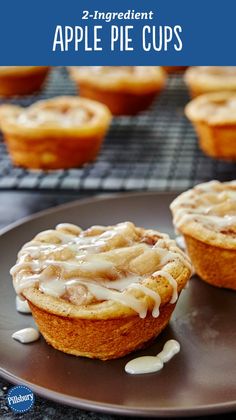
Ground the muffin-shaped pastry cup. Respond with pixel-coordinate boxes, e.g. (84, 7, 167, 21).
(170, 181, 236, 290)
(185, 92, 236, 160)
(68, 66, 166, 116)
(26, 294, 177, 360)
(180, 234, 236, 290)
(0, 66, 50, 96)
(11, 222, 192, 360)
(184, 66, 236, 98)
(0, 96, 112, 169)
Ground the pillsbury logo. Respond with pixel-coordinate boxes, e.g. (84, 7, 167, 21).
(7, 385, 35, 413)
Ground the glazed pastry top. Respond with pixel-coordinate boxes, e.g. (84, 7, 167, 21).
(185, 92, 236, 125)
(11, 221, 191, 319)
(16, 100, 91, 127)
(69, 66, 166, 92)
(0, 96, 111, 134)
(185, 66, 236, 90)
(171, 181, 236, 248)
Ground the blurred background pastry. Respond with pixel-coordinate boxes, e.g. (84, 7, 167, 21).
(0, 96, 111, 169)
(184, 66, 236, 97)
(185, 92, 236, 160)
(0, 66, 50, 96)
(68, 66, 166, 115)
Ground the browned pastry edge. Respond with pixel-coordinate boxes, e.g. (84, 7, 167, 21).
(28, 300, 176, 360)
(187, 86, 236, 99)
(186, 87, 205, 99)
(191, 121, 236, 160)
(78, 83, 159, 116)
(0, 68, 49, 96)
(4, 131, 105, 169)
(184, 67, 236, 98)
(184, 234, 236, 290)
(163, 66, 188, 74)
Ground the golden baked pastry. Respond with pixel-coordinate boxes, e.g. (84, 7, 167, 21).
(68, 66, 166, 115)
(163, 66, 188, 74)
(0, 66, 50, 96)
(185, 92, 236, 160)
(11, 221, 192, 360)
(185, 66, 236, 97)
(170, 180, 236, 290)
(0, 96, 111, 169)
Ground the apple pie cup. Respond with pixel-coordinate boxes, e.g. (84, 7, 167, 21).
(185, 92, 236, 160)
(171, 180, 236, 290)
(11, 222, 192, 360)
(68, 66, 166, 116)
(0, 96, 112, 169)
(0, 66, 50, 97)
(185, 66, 236, 98)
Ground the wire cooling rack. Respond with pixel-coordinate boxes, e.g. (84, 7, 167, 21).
(0, 67, 235, 192)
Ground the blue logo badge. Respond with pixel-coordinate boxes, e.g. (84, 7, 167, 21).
(7, 385, 35, 413)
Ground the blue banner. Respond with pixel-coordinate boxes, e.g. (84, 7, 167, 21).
(0, 0, 235, 65)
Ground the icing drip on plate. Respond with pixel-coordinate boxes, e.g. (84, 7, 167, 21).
(125, 339, 180, 374)
(12, 328, 40, 344)
(16, 296, 31, 314)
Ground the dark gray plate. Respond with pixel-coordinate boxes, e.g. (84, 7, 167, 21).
(0, 193, 236, 417)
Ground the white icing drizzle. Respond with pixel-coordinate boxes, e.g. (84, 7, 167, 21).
(40, 279, 66, 298)
(12, 328, 40, 344)
(156, 241, 192, 273)
(101, 274, 142, 291)
(175, 236, 186, 251)
(152, 270, 178, 304)
(11, 222, 191, 319)
(16, 296, 31, 314)
(74, 280, 148, 318)
(129, 284, 161, 318)
(125, 339, 180, 375)
(175, 212, 236, 231)
(14, 275, 40, 294)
